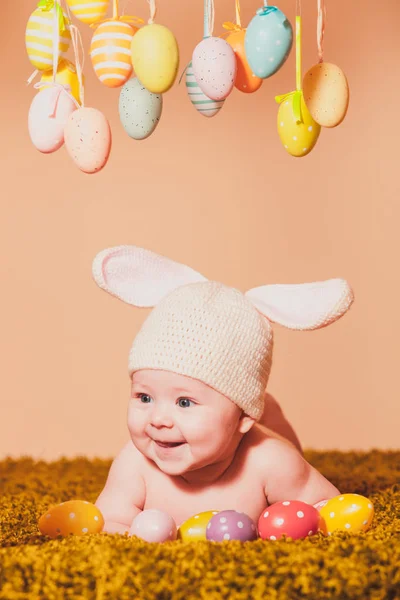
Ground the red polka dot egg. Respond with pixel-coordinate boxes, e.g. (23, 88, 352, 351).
(258, 500, 320, 541)
(38, 500, 104, 538)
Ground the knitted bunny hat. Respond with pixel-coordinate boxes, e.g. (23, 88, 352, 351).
(92, 246, 354, 421)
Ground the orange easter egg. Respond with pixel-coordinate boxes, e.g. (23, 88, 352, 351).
(90, 20, 138, 88)
(38, 500, 104, 538)
(226, 30, 262, 94)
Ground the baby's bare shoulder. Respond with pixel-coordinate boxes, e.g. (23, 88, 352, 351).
(244, 424, 303, 473)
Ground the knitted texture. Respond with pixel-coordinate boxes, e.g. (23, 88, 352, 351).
(129, 281, 273, 421)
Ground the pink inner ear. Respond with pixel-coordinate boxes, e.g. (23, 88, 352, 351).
(93, 245, 207, 307)
(245, 279, 354, 330)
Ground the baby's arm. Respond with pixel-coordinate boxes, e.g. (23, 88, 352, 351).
(95, 440, 145, 534)
(263, 439, 340, 506)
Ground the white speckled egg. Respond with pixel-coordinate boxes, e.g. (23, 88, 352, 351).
(28, 86, 76, 154)
(119, 77, 162, 140)
(64, 107, 111, 174)
(303, 62, 350, 128)
(192, 37, 237, 101)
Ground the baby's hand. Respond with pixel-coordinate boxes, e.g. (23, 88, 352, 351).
(95, 441, 145, 534)
(263, 439, 340, 506)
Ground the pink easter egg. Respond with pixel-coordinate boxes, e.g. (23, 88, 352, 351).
(28, 86, 77, 154)
(192, 37, 237, 101)
(258, 501, 320, 541)
(130, 509, 177, 543)
(64, 107, 111, 174)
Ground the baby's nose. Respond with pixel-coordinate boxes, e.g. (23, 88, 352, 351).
(150, 406, 174, 428)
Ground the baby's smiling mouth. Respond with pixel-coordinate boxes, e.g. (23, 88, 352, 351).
(153, 439, 186, 448)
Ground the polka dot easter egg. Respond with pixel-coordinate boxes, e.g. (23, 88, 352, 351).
(26, 6, 71, 71)
(206, 510, 258, 542)
(225, 30, 262, 94)
(40, 59, 83, 105)
(119, 77, 163, 140)
(276, 91, 321, 157)
(192, 37, 237, 102)
(185, 62, 225, 118)
(131, 24, 179, 94)
(258, 501, 320, 541)
(90, 20, 138, 88)
(244, 6, 293, 79)
(28, 86, 77, 154)
(318, 494, 374, 536)
(130, 510, 177, 543)
(177, 510, 219, 541)
(303, 62, 350, 128)
(66, 0, 109, 25)
(64, 107, 111, 174)
(38, 500, 104, 538)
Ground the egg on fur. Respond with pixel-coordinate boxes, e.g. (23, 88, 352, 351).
(177, 510, 219, 541)
(119, 77, 162, 140)
(318, 494, 374, 535)
(225, 30, 262, 94)
(40, 59, 83, 105)
(277, 92, 321, 157)
(38, 500, 104, 538)
(303, 62, 350, 128)
(192, 37, 237, 101)
(130, 24, 179, 94)
(28, 86, 77, 153)
(185, 62, 225, 117)
(64, 107, 111, 174)
(130, 509, 177, 543)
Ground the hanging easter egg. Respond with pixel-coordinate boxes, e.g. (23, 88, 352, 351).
(130, 510, 177, 543)
(119, 77, 163, 140)
(26, 5, 71, 71)
(66, 0, 109, 25)
(303, 62, 350, 128)
(90, 20, 137, 88)
(318, 494, 374, 535)
(177, 510, 219, 541)
(38, 500, 104, 538)
(130, 24, 179, 94)
(206, 510, 258, 542)
(64, 107, 111, 174)
(245, 6, 293, 79)
(276, 91, 321, 157)
(225, 30, 262, 94)
(192, 37, 237, 101)
(258, 501, 320, 541)
(28, 85, 77, 153)
(185, 62, 225, 118)
(40, 59, 83, 104)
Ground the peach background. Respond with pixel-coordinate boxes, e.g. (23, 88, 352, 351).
(0, 0, 398, 460)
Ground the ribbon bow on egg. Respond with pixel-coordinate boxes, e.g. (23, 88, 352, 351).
(37, 0, 66, 33)
(275, 90, 303, 124)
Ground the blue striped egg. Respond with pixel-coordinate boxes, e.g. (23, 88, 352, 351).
(185, 62, 224, 118)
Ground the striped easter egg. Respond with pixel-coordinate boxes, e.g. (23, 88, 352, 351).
(66, 0, 109, 25)
(185, 62, 224, 118)
(25, 7, 71, 71)
(90, 20, 137, 88)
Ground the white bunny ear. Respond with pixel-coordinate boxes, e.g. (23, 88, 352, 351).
(92, 245, 207, 307)
(245, 279, 354, 330)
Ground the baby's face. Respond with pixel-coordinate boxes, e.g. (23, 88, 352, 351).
(128, 369, 250, 477)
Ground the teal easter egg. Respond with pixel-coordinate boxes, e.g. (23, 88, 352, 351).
(245, 6, 293, 79)
(185, 62, 224, 118)
(119, 77, 163, 140)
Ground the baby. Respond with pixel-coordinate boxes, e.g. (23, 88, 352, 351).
(92, 245, 354, 534)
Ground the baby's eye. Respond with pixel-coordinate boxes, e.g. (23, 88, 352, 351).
(137, 393, 153, 403)
(178, 397, 195, 408)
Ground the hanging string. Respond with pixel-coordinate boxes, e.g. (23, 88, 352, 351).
(113, 0, 119, 18)
(204, 0, 214, 38)
(317, 0, 326, 63)
(222, 0, 242, 33)
(235, 0, 241, 28)
(52, 0, 60, 84)
(69, 22, 85, 106)
(148, 0, 156, 24)
(295, 16, 301, 92)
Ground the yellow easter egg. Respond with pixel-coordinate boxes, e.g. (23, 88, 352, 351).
(38, 500, 104, 538)
(40, 59, 83, 104)
(177, 511, 219, 541)
(131, 24, 179, 93)
(26, 7, 71, 71)
(319, 494, 374, 536)
(66, 0, 109, 25)
(303, 62, 350, 128)
(276, 91, 321, 157)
